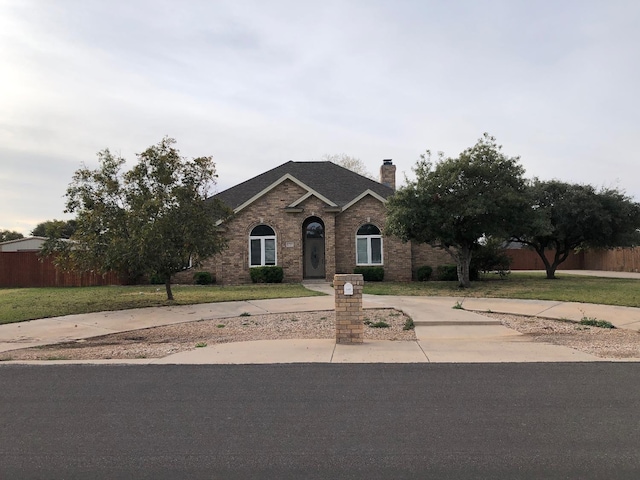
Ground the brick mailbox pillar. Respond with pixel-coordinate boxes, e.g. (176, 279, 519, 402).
(334, 274, 364, 344)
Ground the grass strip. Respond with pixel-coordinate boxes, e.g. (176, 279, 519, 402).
(0, 284, 324, 324)
(363, 272, 640, 308)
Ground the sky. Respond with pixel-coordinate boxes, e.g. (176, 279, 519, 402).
(2, 0, 639, 235)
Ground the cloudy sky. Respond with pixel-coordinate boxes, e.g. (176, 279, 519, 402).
(2, 0, 639, 235)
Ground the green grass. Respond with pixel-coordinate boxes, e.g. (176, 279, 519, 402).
(0, 284, 325, 325)
(363, 272, 640, 308)
(3, 272, 640, 326)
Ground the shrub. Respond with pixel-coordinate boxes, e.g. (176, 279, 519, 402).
(416, 265, 433, 281)
(193, 271, 214, 285)
(368, 320, 390, 328)
(472, 238, 512, 278)
(579, 318, 615, 329)
(353, 266, 384, 281)
(403, 318, 415, 330)
(436, 265, 457, 281)
(149, 273, 166, 285)
(250, 266, 284, 283)
(436, 264, 479, 281)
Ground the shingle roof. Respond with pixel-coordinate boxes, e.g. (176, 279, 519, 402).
(212, 161, 394, 210)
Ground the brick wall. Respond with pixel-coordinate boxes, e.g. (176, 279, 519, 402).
(334, 195, 413, 281)
(197, 180, 346, 285)
(194, 183, 450, 285)
(411, 242, 452, 279)
(334, 274, 364, 344)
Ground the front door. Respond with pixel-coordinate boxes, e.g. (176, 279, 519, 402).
(303, 217, 325, 279)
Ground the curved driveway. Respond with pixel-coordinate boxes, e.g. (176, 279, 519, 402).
(1, 270, 639, 363)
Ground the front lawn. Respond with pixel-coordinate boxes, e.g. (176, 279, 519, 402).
(3, 272, 639, 325)
(363, 272, 640, 308)
(0, 284, 325, 325)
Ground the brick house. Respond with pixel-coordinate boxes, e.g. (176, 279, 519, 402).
(191, 159, 449, 285)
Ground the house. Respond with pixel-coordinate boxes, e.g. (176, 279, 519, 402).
(189, 159, 450, 285)
(0, 236, 47, 252)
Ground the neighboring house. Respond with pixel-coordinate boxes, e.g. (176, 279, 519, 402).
(185, 159, 450, 285)
(0, 236, 47, 252)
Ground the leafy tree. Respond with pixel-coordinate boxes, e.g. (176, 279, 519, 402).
(43, 137, 232, 300)
(512, 180, 640, 279)
(0, 230, 24, 242)
(472, 236, 512, 278)
(385, 134, 529, 287)
(31, 219, 77, 238)
(322, 154, 374, 179)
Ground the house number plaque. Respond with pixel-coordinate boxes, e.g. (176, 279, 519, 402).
(344, 282, 353, 296)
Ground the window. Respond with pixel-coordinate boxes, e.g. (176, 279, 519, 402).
(356, 224, 382, 265)
(249, 225, 276, 267)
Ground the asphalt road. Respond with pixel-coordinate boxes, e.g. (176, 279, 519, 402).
(1, 363, 639, 479)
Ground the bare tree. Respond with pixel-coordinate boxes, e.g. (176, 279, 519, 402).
(322, 154, 374, 179)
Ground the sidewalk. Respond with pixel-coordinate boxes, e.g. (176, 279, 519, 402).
(1, 278, 639, 364)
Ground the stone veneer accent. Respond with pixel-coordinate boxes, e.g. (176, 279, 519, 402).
(334, 274, 364, 344)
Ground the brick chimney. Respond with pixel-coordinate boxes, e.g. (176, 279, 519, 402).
(380, 159, 396, 190)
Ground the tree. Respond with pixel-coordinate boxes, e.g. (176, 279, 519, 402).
(512, 180, 640, 279)
(43, 137, 232, 300)
(32, 219, 77, 238)
(0, 230, 24, 242)
(322, 154, 374, 179)
(385, 134, 529, 287)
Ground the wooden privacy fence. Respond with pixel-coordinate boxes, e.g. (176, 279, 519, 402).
(507, 249, 584, 270)
(508, 247, 640, 273)
(0, 252, 124, 288)
(582, 248, 640, 272)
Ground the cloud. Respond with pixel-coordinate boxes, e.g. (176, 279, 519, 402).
(1, 0, 639, 234)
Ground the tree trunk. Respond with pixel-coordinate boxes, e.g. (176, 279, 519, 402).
(534, 246, 570, 279)
(547, 249, 570, 280)
(531, 246, 556, 279)
(164, 276, 174, 301)
(457, 246, 473, 288)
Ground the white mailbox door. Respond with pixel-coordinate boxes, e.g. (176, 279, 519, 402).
(344, 282, 354, 295)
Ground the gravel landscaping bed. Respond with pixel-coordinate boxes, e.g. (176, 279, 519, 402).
(484, 312, 640, 359)
(1, 309, 638, 361)
(0, 309, 414, 361)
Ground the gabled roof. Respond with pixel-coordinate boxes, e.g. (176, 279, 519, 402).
(212, 161, 394, 212)
(0, 236, 47, 246)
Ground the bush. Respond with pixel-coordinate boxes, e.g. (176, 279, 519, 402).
(403, 318, 415, 330)
(353, 266, 384, 281)
(149, 273, 166, 285)
(472, 238, 511, 278)
(436, 265, 457, 281)
(436, 264, 479, 281)
(416, 265, 433, 281)
(250, 266, 284, 283)
(193, 271, 214, 285)
(579, 318, 615, 329)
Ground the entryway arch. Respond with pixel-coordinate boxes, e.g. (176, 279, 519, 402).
(302, 216, 325, 279)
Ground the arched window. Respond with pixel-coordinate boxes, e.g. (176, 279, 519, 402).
(356, 224, 383, 265)
(249, 225, 276, 267)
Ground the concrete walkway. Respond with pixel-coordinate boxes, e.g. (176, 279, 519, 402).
(1, 275, 639, 364)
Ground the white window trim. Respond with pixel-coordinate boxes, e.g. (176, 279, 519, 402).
(356, 234, 383, 266)
(249, 235, 277, 267)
